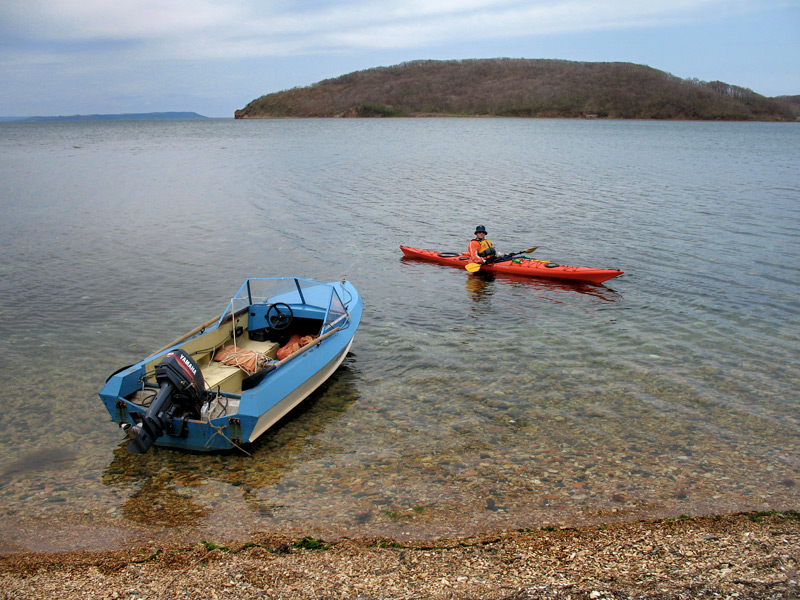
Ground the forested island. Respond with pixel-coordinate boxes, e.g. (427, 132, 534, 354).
(235, 58, 799, 121)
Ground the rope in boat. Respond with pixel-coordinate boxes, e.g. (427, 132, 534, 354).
(206, 297, 271, 375)
(212, 346, 271, 375)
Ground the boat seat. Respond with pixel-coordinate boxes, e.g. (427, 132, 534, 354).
(202, 361, 245, 394)
(237, 338, 280, 358)
(202, 340, 280, 394)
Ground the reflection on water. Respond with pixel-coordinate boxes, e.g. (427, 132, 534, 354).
(464, 271, 623, 305)
(466, 273, 494, 303)
(401, 256, 624, 311)
(100, 366, 360, 534)
(0, 448, 79, 489)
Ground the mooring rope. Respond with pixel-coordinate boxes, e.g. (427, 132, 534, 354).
(205, 421, 253, 456)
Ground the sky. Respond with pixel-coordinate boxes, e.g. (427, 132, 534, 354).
(1, 0, 798, 118)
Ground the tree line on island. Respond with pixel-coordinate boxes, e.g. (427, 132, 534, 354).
(235, 58, 799, 121)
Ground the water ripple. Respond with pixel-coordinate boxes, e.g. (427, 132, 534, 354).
(0, 119, 798, 552)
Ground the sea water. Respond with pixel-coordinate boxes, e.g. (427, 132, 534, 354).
(0, 118, 798, 552)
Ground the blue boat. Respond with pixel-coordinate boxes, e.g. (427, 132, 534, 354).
(99, 277, 363, 453)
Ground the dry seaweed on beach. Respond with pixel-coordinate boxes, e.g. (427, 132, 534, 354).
(1, 511, 798, 600)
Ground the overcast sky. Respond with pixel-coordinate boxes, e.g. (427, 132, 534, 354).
(1, 0, 798, 118)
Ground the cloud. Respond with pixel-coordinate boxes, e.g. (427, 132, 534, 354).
(1, 0, 235, 39)
(2, 0, 765, 61)
(214, 0, 736, 56)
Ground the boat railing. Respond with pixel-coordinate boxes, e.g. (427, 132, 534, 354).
(323, 312, 350, 334)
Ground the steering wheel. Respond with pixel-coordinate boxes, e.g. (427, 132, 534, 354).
(266, 303, 293, 331)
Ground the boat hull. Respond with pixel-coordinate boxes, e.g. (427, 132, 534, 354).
(400, 246, 623, 285)
(247, 337, 353, 443)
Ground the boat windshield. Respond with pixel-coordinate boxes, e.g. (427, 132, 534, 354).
(222, 277, 347, 333)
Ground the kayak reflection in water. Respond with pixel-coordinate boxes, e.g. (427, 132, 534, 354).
(466, 273, 495, 303)
(468, 225, 501, 263)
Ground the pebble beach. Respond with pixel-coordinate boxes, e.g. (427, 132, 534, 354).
(2, 511, 798, 599)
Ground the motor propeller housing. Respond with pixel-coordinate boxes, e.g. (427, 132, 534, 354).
(125, 349, 207, 454)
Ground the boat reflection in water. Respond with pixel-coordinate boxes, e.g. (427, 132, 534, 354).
(102, 365, 361, 530)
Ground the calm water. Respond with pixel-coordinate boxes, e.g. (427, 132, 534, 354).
(0, 118, 798, 553)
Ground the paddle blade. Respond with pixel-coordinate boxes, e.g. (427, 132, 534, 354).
(465, 262, 481, 272)
(507, 246, 538, 258)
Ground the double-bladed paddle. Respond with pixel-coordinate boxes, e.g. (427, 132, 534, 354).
(465, 246, 538, 272)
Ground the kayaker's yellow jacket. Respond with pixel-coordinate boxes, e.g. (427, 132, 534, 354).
(468, 238, 496, 262)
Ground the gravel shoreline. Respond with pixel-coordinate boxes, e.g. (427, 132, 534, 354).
(1, 511, 798, 600)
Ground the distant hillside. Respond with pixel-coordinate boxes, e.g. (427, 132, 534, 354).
(235, 59, 797, 121)
(775, 95, 800, 118)
(7, 112, 207, 122)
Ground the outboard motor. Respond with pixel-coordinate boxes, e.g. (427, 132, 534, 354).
(126, 349, 206, 454)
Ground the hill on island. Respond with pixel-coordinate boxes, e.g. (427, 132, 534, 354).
(7, 112, 207, 122)
(235, 58, 797, 121)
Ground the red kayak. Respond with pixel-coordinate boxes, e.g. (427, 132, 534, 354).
(400, 246, 624, 285)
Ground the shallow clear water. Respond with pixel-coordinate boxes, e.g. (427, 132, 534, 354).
(0, 118, 798, 553)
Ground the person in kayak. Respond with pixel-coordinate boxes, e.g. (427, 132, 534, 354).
(469, 225, 498, 263)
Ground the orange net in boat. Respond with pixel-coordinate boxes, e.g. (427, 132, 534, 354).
(276, 334, 317, 360)
(213, 345, 266, 374)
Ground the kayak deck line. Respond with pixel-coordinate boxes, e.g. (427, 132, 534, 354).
(399, 246, 624, 285)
